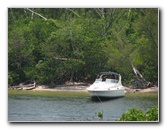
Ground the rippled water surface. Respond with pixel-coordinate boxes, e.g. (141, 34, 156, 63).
(8, 93, 158, 122)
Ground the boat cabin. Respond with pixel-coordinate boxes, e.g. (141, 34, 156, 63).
(95, 72, 119, 83)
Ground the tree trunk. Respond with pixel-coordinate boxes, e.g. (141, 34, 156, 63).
(70, 71, 74, 82)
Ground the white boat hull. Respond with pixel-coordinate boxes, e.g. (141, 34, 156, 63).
(87, 72, 125, 99)
(88, 89, 125, 98)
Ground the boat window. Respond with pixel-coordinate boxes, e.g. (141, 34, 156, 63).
(105, 79, 111, 83)
(105, 79, 118, 83)
(96, 74, 119, 83)
(111, 79, 115, 83)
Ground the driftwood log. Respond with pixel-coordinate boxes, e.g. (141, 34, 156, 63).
(11, 81, 36, 90)
(132, 64, 152, 89)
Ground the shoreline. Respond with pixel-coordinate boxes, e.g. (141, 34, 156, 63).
(32, 85, 158, 93)
(124, 86, 158, 93)
(9, 83, 158, 93)
(8, 85, 158, 98)
(32, 84, 89, 92)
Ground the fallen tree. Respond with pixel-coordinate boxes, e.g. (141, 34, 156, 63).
(10, 80, 36, 90)
(131, 64, 155, 89)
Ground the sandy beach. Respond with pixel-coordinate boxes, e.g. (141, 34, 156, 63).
(32, 84, 89, 92)
(9, 80, 158, 93)
(124, 86, 158, 93)
(31, 84, 158, 93)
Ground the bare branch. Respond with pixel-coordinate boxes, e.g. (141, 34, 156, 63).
(94, 8, 102, 17)
(68, 8, 81, 18)
(101, 8, 105, 18)
(31, 8, 34, 20)
(26, 8, 47, 20)
(10, 8, 15, 20)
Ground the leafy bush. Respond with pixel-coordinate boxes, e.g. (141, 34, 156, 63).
(98, 112, 103, 119)
(117, 106, 158, 121)
(145, 106, 158, 121)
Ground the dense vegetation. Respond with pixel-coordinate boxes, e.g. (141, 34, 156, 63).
(8, 8, 158, 87)
(117, 106, 158, 121)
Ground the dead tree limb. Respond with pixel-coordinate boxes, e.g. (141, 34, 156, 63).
(68, 8, 81, 18)
(131, 64, 150, 89)
(26, 8, 47, 20)
(94, 8, 102, 17)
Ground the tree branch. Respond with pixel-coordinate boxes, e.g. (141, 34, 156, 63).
(25, 8, 47, 20)
(94, 8, 102, 18)
(68, 8, 81, 18)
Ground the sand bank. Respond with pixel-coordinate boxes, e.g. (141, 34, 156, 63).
(32, 85, 158, 93)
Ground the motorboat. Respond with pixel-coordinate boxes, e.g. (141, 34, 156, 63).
(87, 72, 125, 99)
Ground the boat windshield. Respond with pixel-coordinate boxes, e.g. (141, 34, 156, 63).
(96, 74, 119, 83)
(105, 79, 118, 83)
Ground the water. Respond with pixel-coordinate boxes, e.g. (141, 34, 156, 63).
(8, 94, 158, 122)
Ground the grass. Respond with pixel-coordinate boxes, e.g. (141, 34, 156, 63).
(8, 89, 90, 98)
(8, 89, 158, 100)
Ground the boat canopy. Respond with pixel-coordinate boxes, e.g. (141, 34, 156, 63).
(98, 72, 119, 76)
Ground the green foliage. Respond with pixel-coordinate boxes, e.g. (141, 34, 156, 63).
(8, 8, 158, 86)
(98, 111, 103, 118)
(145, 106, 158, 121)
(118, 108, 145, 121)
(8, 71, 19, 86)
(117, 106, 158, 121)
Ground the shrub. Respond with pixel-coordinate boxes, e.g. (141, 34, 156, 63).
(145, 106, 158, 121)
(117, 106, 158, 121)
